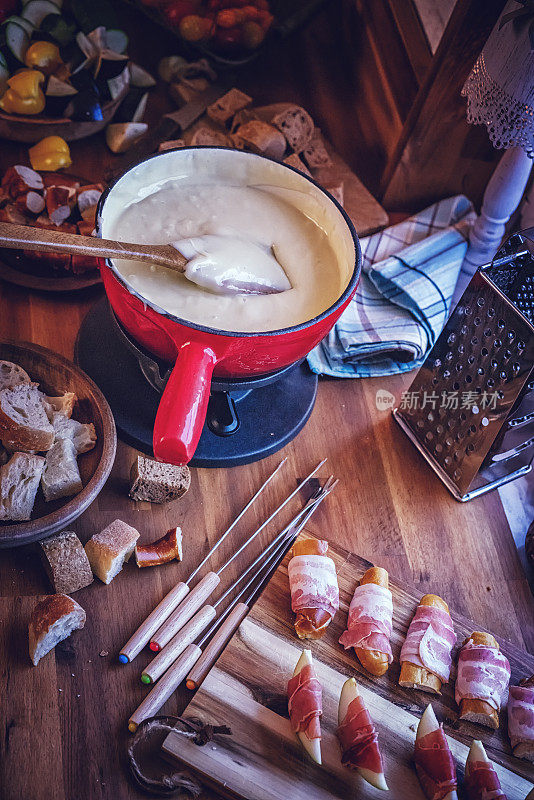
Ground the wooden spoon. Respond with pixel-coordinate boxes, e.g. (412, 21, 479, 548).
(0, 222, 290, 295)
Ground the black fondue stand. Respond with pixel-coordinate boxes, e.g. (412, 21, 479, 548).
(75, 299, 318, 467)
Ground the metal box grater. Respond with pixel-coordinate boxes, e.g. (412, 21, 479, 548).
(393, 228, 534, 501)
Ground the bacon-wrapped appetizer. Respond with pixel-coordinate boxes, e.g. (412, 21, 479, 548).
(287, 649, 322, 764)
(339, 567, 393, 677)
(336, 677, 388, 791)
(288, 538, 339, 640)
(508, 675, 534, 763)
(399, 594, 456, 694)
(455, 632, 510, 729)
(464, 740, 507, 800)
(415, 704, 458, 800)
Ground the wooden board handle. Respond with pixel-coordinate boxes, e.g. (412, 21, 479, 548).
(151, 572, 221, 650)
(186, 602, 249, 690)
(120, 581, 190, 663)
(128, 643, 202, 732)
(0, 222, 187, 270)
(143, 605, 217, 685)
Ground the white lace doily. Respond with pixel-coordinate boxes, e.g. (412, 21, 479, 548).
(462, 0, 534, 156)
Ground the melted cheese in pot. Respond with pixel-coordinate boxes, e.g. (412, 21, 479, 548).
(110, 179, 343, 333)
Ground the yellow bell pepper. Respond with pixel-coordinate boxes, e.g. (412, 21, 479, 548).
(0, 69, 45, 115)
(29, 135, 72, 171)
(24, 41, 63, 75)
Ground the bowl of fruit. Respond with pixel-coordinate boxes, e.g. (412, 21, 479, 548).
(0, 0, 130, 141)
(136, 0, 275, 66)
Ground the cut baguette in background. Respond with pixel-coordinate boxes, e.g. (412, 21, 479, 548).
(28, 593, 86, 666)
(0, 360, 31, 391)
(41, 438, 83, 502)
(0, 384, 54, 452)
(40, 531, 93, 594)
(0, 452, 45, 521)
(85, 519, 140, 584)
(44, 392, 77, 419)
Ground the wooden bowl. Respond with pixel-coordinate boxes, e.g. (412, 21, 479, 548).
(0, 81, 129, 143)
(0, 341, 116, 548)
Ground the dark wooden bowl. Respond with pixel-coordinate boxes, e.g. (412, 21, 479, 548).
(0, 341, 116, 548)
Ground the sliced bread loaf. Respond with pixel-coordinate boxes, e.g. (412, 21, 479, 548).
(0, 452, 45, 521)
(28, 593, 86, 666)
(0, 360, 31, 390)
(129, 455, 191, 503)
(41, 438, 83, 502)
(40, 531, 93, 593)
(85, 519, 140, 584)
(0, 384, 54, 452)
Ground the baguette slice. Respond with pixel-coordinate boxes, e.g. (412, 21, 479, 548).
(0, 452, 45, 521)
(44, 392, 77, 419)
(29, 593, 86, 666)
(0, 384, 54, 452)
(40, 531, 93, 594)
(47, 410, 96, 454)
(129, 455, 190, 503)
(0, 360, 31, 390)
(85, 519, 140, 584)
(41, 438, 82, 502)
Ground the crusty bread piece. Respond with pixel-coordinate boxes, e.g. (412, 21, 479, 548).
(0, 452, 45, 521)
(207, 88, 252, 125)
(44, 392, 77, 419)
(47, 410, 96, 454)
(41, 438, 82, 502)
(234, 120, 287, 160)
(399, 594, 450, 694)
(0, 384, 54, 452)
(0, 360, 31, 390)
(458, 631, 500, 729)
(302, 129, 333, 169)
(40, 531, 94, 593)
(325, 183, 344, 207)
(129, 455, 191, 503)
(85, 519, 140, 584)
(29, 593, 86, 666)
(190, 126, 232, 147)
(354, 567, 391, 677)
(283, 153, 312, 177)
(513, 675, 534, 761)
(255, 103, 314, 153)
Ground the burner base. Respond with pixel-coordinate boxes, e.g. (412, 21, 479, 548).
(75, 299, 318, 467)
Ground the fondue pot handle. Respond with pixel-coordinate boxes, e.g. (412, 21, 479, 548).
(153, 342, 217, 465)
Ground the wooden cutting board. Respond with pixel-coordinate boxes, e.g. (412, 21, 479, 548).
(162, 538, 534, 799)
(177, 112, 388, 238)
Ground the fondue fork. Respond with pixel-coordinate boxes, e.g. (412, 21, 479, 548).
(140, 483, 333, 685)
(119, 459, 287, 663)
(148, 459, 327, 653)
(128, 480, 336, 732)
(0, 222, 290, 296)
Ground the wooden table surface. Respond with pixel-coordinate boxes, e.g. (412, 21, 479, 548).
(1, 9, 533, 800)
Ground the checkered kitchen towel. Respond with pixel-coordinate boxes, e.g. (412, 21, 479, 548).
(307, 195, 476, 377)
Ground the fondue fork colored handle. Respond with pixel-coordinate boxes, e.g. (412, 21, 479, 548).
(128, 481, 336, 731)
(118, 460, 287, 664)
(140, 489, 328, 684)
(0, 222, 189, 271)
(149, 459, 326, 652)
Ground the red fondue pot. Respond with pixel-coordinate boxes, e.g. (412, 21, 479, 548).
(96, 148, 361, 465)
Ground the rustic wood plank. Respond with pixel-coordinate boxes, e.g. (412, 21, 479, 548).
(382, 0, 506, 211)
(175, 535, 534, 795)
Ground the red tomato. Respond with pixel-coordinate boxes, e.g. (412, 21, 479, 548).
(162, 0, 198, 27)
